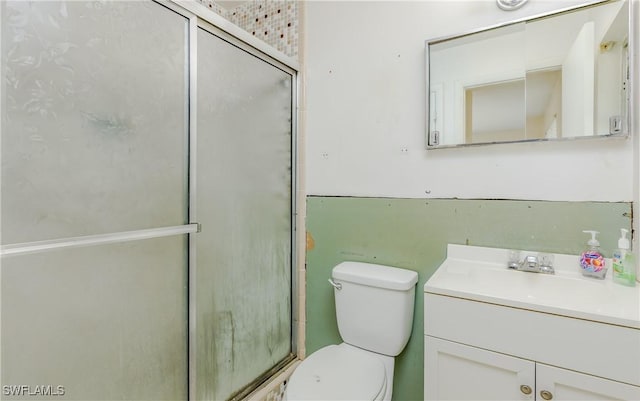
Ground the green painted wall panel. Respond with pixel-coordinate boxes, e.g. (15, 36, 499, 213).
(305, 196, 631, 401)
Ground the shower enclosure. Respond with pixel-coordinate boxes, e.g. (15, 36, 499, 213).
(0, 1, 298, 400)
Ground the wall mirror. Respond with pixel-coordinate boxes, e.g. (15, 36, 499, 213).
(426, 0, 632, 149)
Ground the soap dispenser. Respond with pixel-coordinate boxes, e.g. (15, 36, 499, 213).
(580, 230, 607, 279)
(612, 229, 636, 286)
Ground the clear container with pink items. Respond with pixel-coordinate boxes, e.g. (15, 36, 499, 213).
(579, 230, 607, 279)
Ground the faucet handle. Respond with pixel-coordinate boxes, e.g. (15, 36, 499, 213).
(539, 253, 555, 274)
(507, 250, 521, 269)
(539, 253, 554, 267)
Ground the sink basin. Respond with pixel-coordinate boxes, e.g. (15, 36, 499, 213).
(425, 244, 640, 328)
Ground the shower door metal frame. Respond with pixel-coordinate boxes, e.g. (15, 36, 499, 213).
(0, 2, 195, 399)
(162, 1, 301, 399)
(0, 1, 300, 398)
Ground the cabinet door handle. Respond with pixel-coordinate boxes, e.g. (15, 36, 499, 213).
(519, 385, 532, 395)
(540, 390, 553, 400)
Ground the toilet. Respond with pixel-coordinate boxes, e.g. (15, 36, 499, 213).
(285, 261, 418, 401)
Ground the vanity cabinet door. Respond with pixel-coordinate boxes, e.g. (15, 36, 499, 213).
(425, 336, 535, 400)
(536, 363, 640, 401)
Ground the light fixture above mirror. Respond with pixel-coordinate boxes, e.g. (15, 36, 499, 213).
(425, 0, 633, 149)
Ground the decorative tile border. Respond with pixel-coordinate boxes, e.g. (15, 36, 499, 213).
(196, 0, 228, 18)
(195, 0, 298, 58)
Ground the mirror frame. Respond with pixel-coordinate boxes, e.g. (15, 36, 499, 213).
(425, 0, 635, 149)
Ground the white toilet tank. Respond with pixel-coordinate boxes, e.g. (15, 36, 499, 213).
(331, 261, 419, 356)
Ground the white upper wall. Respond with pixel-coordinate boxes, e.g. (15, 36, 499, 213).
(303, 0, 634, 201)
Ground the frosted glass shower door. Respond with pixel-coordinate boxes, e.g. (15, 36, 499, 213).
(1, 1, 189, 399)
(195, 27, 295, 400)
(1, 1, 189, 243)
(1, 238, 189, 400)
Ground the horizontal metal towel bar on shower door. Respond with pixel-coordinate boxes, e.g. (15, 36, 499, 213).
(1, 224, 200, 257)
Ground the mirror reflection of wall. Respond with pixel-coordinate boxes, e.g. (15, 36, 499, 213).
(526, 69, 562, 140)
(465, 79, 525, 144)
(427, 0, 630, 148)
(429, 23, 526, 146)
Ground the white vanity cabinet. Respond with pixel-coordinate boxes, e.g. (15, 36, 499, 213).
(425, 336, 535, 400)
(537, 363, 640, 400)
(424, 244, 640, 401)
(425, 336, 640, 400)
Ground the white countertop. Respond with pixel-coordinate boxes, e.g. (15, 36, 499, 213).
(424, 244, 640, 329)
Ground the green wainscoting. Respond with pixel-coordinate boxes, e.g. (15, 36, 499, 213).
(305, 196, 631, 401)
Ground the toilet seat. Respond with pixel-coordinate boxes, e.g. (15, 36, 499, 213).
(286, 344, 386, 401)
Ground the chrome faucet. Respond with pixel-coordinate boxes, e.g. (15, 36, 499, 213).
(508, 253, 555, 274)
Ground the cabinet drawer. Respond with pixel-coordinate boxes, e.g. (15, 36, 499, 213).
(425, 293, 640, 386)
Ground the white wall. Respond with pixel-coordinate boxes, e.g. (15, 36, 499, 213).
(304, 0, 635, 202)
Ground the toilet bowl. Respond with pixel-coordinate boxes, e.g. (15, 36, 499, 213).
(285, 343, 389, 401)
(285, 262, 418, 401)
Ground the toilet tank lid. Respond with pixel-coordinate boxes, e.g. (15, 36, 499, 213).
(332, 262, 418, 291)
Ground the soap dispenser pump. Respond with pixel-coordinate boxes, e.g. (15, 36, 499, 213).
(612, 229, 636, 286)
(580, 230, 607, 279)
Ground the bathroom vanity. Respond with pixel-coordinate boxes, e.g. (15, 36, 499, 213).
(424, 244, 640, 400)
